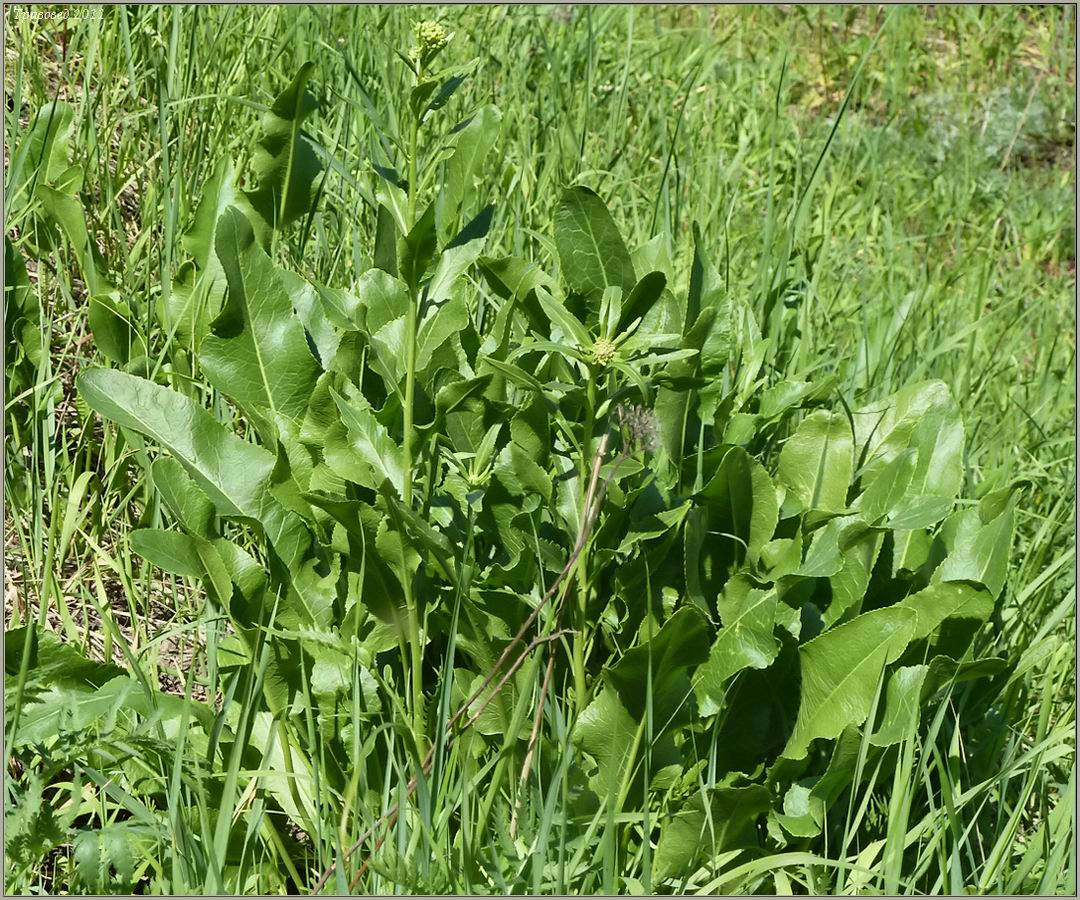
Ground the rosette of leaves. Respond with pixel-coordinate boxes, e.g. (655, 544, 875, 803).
(474, 188, 1017, 883)
(74, 65, 1017, 889)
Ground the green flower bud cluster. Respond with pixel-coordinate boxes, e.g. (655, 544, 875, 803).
(591, 338, 617, 367)
(414, 20, 449, 68)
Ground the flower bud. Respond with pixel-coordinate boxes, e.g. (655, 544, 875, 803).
(414, 20, 449, 68)
(591, 338, 617, 367)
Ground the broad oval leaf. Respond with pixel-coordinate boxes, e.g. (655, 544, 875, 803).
(554, 186, 636, 304)
(130, 528, 205, 579)
(778, 410, 854, 516)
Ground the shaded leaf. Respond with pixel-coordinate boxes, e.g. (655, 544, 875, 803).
(243, 63, 324, 240)
(654, 786, 770, 881)
(698, 577, 780, 705)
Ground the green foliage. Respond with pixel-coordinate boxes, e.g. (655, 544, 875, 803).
(4, 6, 1073, 896)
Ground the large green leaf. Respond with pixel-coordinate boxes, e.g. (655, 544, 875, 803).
(653, 785, 770, 882)
(76, 368, 312, 573)
(243, 62, 324, 240)
(8, 101, 76, 206)
(14, 675, 211, 748)
(200, 206, 321, 432)
(778, 410, 853, 516)
(870, 664, 928, 747)
(398, 202, 437, 292)
(573, 686, 638, 797)
(853, 381, 964, 503)
(87, 294, 145, 365)
(577, 608, 711, 797)
(937, 500, 1014, 598)
(5, 625, 124, 694)
(416, 293, 470, 375)
(605, 606, 712, 726)
(783, 606, 917, 760)
(328, 389, 404, 496)
(428, 204, 493, 304)
(686, 446, 778, 608)
(130, 529, 205, 579)
(182, 158, 245, 271)
(686, 227, 731, 375)
(824, 527, 884, 626)
(898, 579, 989, 656)
(535, 284, 592, 349)
(437, 105, 501, 242)
(151, 457, 216, 538)
(616, 270, 666, 336)
(853, 448, 917, 522)
(697, 577, 781, 706)
(554, 186, 636, 305)
(302, 493, 405, 627)
(699, 446, 779, 568)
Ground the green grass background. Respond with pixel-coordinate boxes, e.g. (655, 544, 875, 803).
(4, 4, 1075, 894)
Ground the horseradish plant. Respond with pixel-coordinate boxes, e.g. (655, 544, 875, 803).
(57, 24, 1016, 890)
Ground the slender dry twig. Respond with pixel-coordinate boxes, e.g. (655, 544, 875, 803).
(310, 434, 614, 895)
(459, 629, 573, 733)
(510, 647, 556, 838)
(447, 433, 611, 732)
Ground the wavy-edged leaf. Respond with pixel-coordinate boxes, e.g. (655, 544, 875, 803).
(201, 207, 321, 432)
(783, 606, 917, 760)
(654, 786, 769, 882)
(937, 500, 1014, 598)
(243, 62, 324, 240)
(898, 581, 994, 642)
(698, 576, 780, 705)
(329, 388, 404, 496)
(76, 368, 311, 572)
(605, 605, 712, 727)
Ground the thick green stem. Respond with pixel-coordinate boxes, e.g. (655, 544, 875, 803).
(573, 370, 599, 710)
(402, 92, 421, 509)
(402, 80, 425, 748)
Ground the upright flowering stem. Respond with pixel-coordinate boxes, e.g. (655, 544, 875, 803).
(573, 366, 600, 710)
(401, 18, 449, 753)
